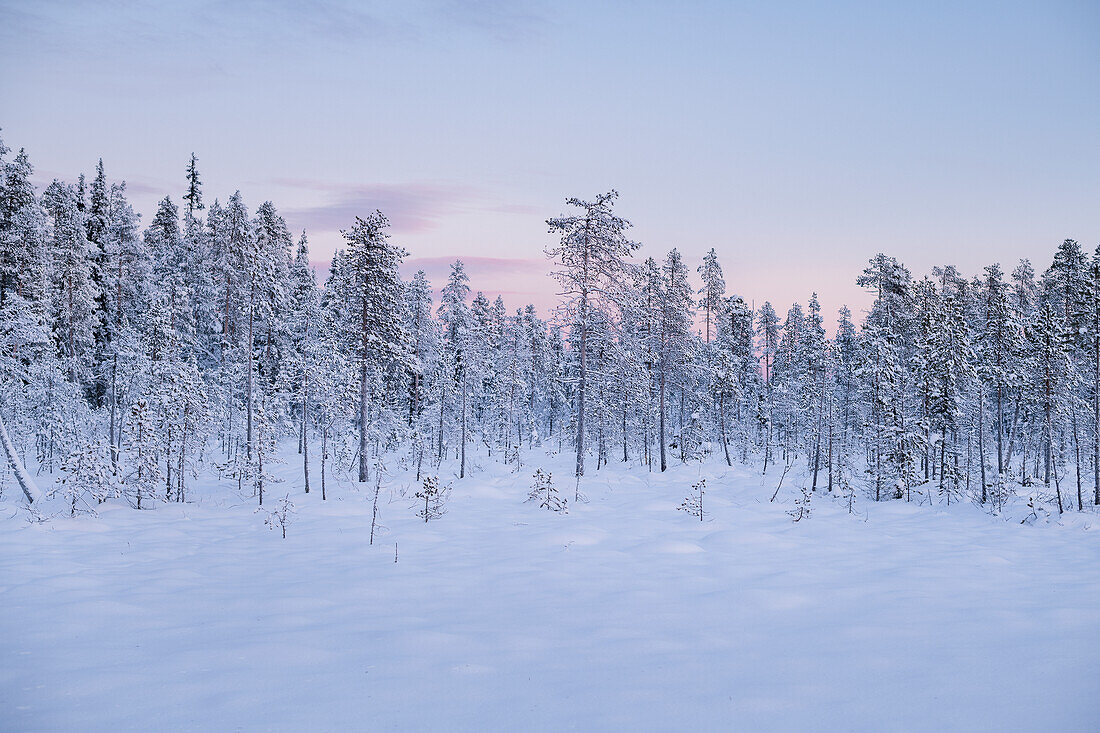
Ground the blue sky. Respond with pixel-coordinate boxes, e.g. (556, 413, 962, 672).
(2, 0, 1098, 318)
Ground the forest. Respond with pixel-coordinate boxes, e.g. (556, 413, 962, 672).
(1, 133, 1097, 519)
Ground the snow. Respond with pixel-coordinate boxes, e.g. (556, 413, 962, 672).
(2, 448, 1099, 731)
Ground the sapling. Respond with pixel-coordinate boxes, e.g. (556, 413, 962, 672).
(370, 468, 382, 544)
(679, 478, 706, 521)
(262, 493, 295, 538)
(526, 468, 567, 513)
(788, 486, 812, 522)
(414, 475, 448, 522)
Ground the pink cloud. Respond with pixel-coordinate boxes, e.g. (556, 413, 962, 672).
(279, 179, 472, 235)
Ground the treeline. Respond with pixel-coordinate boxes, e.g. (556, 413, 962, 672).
(0, 134, 1096, 516)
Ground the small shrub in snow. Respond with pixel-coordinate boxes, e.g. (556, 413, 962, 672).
(261, 493, 295, 538)
(789, 485, 812, 522)
(1019, 494, 1051, 526)
(679, 479, 706, 521)
(54, 439, 121, 516)
(415, 476, 448, 522)
(527, 468, 566, 513)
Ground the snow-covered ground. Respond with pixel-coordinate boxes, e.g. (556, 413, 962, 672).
(2, 447, 1099, 732)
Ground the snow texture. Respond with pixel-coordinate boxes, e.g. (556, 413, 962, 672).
(1, 447, 1098, 732)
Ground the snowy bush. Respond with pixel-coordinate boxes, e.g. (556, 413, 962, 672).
(54, 439, 121, 516)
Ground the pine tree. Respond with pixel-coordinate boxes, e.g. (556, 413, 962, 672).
(332, 211, 409, 484)
(41, 180, 99, 385)
(437, 261, 472, 476)
(656, 249, 695, 472)
(288, 232, 320, 492)
(404, 269, 438, 478)
(756, 302, 780, 471)
(184, 153, 204, 217)
(546, 191, 638, 494)
(697, 248, 725, 344)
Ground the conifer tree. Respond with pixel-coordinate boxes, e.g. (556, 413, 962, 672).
(546, 191, 638, 493)
(184, 153, 203, 217)
(332, 211, 409, 484)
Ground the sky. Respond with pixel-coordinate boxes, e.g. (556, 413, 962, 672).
(2, 0, 1099, 321)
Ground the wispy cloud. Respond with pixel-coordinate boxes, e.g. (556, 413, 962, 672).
(276, 178, 538, 235)
(278, 180, 473, 234)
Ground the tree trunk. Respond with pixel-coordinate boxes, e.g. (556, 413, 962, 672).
(720, 391, 731, 467)
(996, 384, 1004, 474)
(358, 299, 369, 483)
(246, 280, 255, 463)
(576, 285, 588, 495)
(978, 390, 987, 504)
(658, 364, 667, 472)
(0, 413, 42, 503)
(321, 425, 328, 501)
(302, 369, 310, 494)
(679, 385, 685, 464)
(460, 370, 467, 479)
(1073, 409, 1082, 510)
(109, 355, 119, 468)
(437, 380, 446, 462)
(1095, 327, 1100, 505)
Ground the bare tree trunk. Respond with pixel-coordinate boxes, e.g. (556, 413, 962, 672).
(978, 390, 988, 503)
(996, 383, 1004, 474)
(679, 386, 685, 464)
(321, 425, 328, 501)
(437, 380, 446, 462)
(302, 370, 310, 494)
(165, 426, 173, 501)
(358, 283, 370, 483)
(246, 279, 255, 463)
(177, 427, 186, 503)
(1050, 416, 1064, 513)
(358, 358, 369, 483)
(720, 391, 731, 467)
(460, 370, 467, 479)
(658, 364, 667, 472)
(811, 385, 823, 492)
(1095, 326, 1100, 505)
(1073, 409, 1083, 510)
(109, 355, 119, 468)
(622, 405, 628, 463)
(576, 286, 587, 496)
(939, 436, 947, 503)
